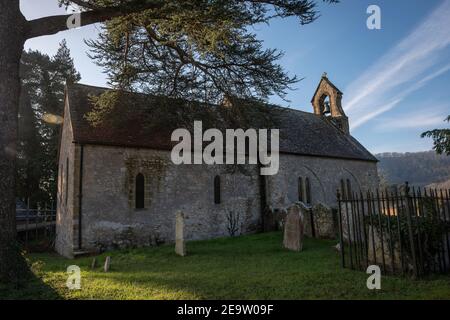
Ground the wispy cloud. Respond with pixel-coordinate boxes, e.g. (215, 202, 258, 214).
(344, 0, 450, 130)
(375, 107, 448, 131)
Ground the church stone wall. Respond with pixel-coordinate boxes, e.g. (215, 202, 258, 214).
(56, 142, 378, 258)
(55, 100, 76, 258)
(267, 154, 379, 208)
(79, 145, 262, 252)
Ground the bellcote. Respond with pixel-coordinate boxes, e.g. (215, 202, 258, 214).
(311, 73, 349, 134)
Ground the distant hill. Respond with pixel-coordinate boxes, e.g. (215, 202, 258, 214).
(426, 179, 450, 190)
(376, 151, 450, 188)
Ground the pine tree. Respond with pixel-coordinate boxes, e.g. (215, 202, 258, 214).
(18, 42, 81, 206)
(17, 88, 42, 206)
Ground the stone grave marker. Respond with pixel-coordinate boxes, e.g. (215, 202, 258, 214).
(104, 256, 111, 272)
(175, 211, 186, 256)
(283, 204, 305, 252)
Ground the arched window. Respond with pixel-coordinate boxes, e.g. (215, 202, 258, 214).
(340, 179, 345, 198)
(305, 177, 312, 204)
(214, 175, 221, 204)
(346, 179, 352, 200)
(340, 179, 352, 199)
(298, 177, 304, 202)
(135, 173, 145, 209)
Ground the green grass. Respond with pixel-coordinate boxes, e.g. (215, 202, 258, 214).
(2, 232, 450, 300)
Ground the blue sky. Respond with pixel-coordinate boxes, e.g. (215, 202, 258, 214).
(20, 0, 450, 154)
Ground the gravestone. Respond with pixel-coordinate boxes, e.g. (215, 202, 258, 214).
(297, 202, 313, 237)
(175, 211, 186, 256)
(283, 204, 305, 252)
(312, 203, 336, 239)
(367, 225, 402, 271)
(91, 257, 97, 269)
(104, 256, 111, 272)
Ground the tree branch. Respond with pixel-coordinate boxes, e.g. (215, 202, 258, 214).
(25, 2, 164, 40)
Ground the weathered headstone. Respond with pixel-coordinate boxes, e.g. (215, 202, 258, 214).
(175, 211, 186, 256)
(297, 202, 313, 237)
(91, 257, 97, 269)
(367, 226, 402, 271)
(340, 201, 355, 243)
(312, 203, 335, 239)
(104, 256, 111, 272)
(283, 204, 305, 252)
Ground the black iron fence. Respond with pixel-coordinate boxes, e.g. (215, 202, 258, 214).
(16, 201, 56, 250)
(337, 184, 450, 278)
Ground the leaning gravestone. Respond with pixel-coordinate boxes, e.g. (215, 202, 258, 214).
(104, 256, 111, 272)
(91, 257, 97, 270)
(283, 204, 305, 252)
(175, 211, 186, 256)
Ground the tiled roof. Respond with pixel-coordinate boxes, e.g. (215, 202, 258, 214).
(66, 83, 377, 162)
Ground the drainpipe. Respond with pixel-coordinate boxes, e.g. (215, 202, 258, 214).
(78, 145, 84, 250)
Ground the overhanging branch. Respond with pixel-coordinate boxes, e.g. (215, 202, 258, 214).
(25, 2, 164, 40)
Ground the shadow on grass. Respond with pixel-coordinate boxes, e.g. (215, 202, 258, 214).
(73, 234, 351, 300)
(22, 233, 450, 300)
(0, 272, 61, 300)
(0, 252, 62, 300)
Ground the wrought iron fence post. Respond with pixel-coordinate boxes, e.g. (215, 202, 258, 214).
(309, 207, 316, 239)
(359, 191, 369, 269)
(404, 182, 419, 279)
(44, 202, 47, 239)
(36, 202, 39, 240)
(376, 189, 386, 274)
(51, 200, 55, 237)
(337, 190, 345, 269)
(25, 198, 30, 246)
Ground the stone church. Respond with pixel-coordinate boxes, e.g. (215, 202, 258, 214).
(55, 74, 379, 258)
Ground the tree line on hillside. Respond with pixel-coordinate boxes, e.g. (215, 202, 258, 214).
(377, 151, 450, 188)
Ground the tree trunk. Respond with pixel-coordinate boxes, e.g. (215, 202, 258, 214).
(0, 0, 28, 284)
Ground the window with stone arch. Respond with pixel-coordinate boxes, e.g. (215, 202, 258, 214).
(346, 179, 353, 200)
(135, 173, 145, 209)
(340, 179, 353, 200)
(305, 177, 312, 205)
(298, 176, 312, 204)
(214, 175, 221, 204)
(298, 177, 304, 202)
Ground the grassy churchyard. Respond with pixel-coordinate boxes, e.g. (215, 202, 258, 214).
(1, 232, 450, 300)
